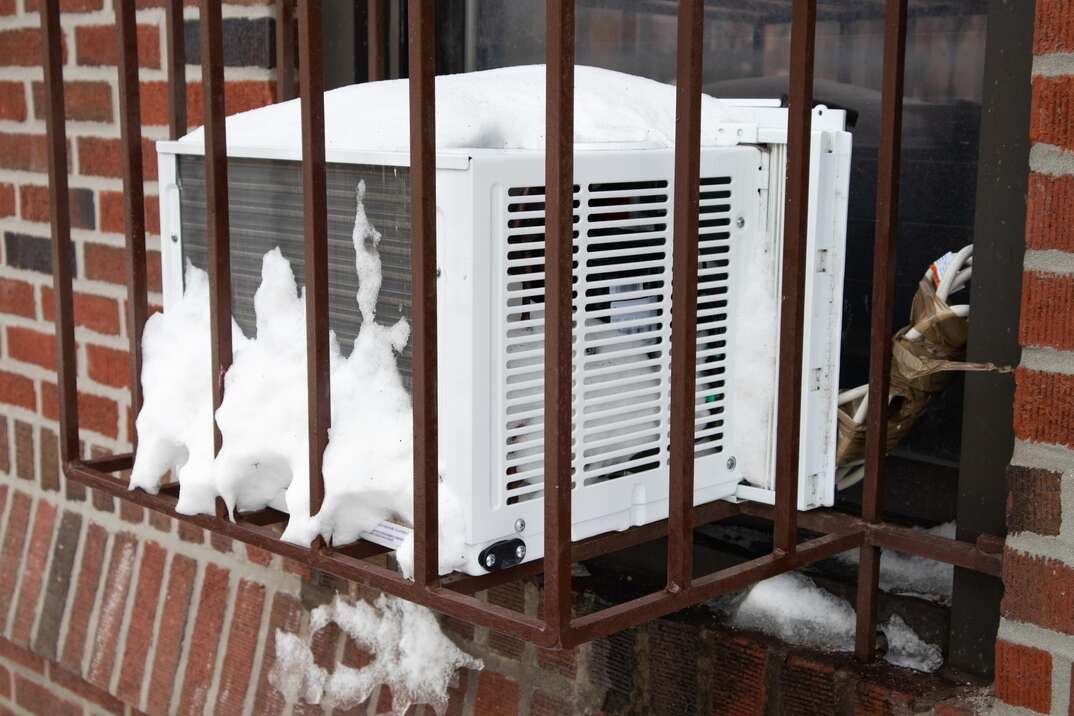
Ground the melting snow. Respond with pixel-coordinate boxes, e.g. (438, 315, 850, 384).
(270, 595, 482, 715)
(834, 522, 955, 601)
(722, 571, 943, 673)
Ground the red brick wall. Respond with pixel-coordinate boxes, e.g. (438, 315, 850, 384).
(996, 1, 1074, 713)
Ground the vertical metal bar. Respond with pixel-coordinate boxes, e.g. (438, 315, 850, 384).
(543, 0, 574, 643)
(408, 0, 439, 588)
(201, 0, 232, 455)
(116, 0, 148, 448)
(666, 0, 703, 593)
(854, 0, 908, 662)
(276, 0, 295, 100)
(298, 0, 329, 519)
(368, 0, 384, 81)
(771, 0, 816, 556)
(165, 0, 186, 139)
(39, 0, 78, 464)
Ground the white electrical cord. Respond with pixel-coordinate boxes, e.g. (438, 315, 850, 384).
(836, 245, 974, 491)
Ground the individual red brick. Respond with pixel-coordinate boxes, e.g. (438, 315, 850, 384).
(0, 422, 9, 475)
(0, 277, 35, 318)
(42, 384, 119, 439)
(13, 673, 80, 716)
(0, 133, 51, 172)
(140, 79, 276, 128)
(0, 28, 65, 67)
(177, 564, 231, 714)
(1021, 271, 1074, 351)
(0, 662, 9, 700)
(214, 580, 267, 714)
(1032, 76, 1074, 152)
(7, 325, 56, 370)
(0, 635, 45, 673)
(474, 670, 520, 716)
(119, 499, 144, 524)
(39, 427, 60, 492)
(245, 544, 273, 566)
(146, 553, 197, 715)
(1026, 173, 1074, 253)
(210, 531, 233, 555)
(710, 636, 767, 716)
(1035, 0, 1074, 53)
(0, 0, 13, 16)
(86, 344, 131, 389)
(1008, 465, 1063, 535)
(14, 420, 33, 480)
(74, 23, 160, 68)
(26, 0, 103, 11)
(0, 370, 35, 411)
(60, 523, 108, 672)
(0, 81, 26, 121)
(99, 190, 161, 238)
(0, 492, 33, 628)
(87, 532, 139, 689)
(1014, 368, 1074, 449)
(292, 620, 342, 716)
(9, 499, 58, 644)
(780, 656, 838, 715)
(116, 541, 166, 706)
(252, 592, 304, 716)
(0, 183, 14, 216)
(854, 681, 917, 716)
(148, 509, 171, 532)
(178, 521, 204, 543)
(82, 240, 162, 294)
(77, 136, 157, 180)
(995, 640, 1052, 713)
(32, 80, 112, 123)
(1003, 549, 1074, 635)
(41, 286, 121, 335)
(34, 510, 82, 658)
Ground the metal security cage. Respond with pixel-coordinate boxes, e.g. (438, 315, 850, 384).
(40, 0, 1006, 654)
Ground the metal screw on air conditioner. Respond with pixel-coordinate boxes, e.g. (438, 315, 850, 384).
(485, 553, 497, 568)
(735, 216, 745, 228)
(170, 233, 179, 243)
(514, 518, 525, 533)
(726, 456, 737, 470)
(515, 544, 526, 560)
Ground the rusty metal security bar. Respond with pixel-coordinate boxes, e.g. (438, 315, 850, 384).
(42, 0, 1003, 651)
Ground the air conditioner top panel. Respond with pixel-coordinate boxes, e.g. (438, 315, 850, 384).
(156, 65, 847, 166)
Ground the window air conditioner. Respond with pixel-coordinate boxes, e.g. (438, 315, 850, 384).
(156, 99, 852, 576)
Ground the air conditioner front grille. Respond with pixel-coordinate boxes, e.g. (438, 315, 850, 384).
(500, 176, 732, 506)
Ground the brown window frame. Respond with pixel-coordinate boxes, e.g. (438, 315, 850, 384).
(41, 0, 1003, 652)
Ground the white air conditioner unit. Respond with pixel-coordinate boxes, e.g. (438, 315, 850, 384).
(156, 100, 851, 576)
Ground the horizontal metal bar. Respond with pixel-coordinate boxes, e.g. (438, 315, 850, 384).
(66, 460, 547, 643)
(83, 452, 135, 473)
(868, 523, 1002, 577)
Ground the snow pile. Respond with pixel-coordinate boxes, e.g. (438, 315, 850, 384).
(270, 594, 482, 715)
(179, 65, 738, 154)
(130, 181, 467, 574)
(835, 522, 955, 601)
(129, 264, 250, 510)
(723, 572, 943, 672)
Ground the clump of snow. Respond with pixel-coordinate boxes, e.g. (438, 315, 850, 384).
(835, 522, 955, 601)
(129, 264, 249, 511)
(269, 595, 482, 715)
(178, 65, 739, 154)
(130, 179, 468, 572)
(722, 571, 943, 673)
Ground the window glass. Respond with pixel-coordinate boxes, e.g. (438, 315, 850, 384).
(449, 0, 987, 463)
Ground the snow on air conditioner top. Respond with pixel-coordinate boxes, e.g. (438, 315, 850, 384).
(142, 65, 852, 576)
